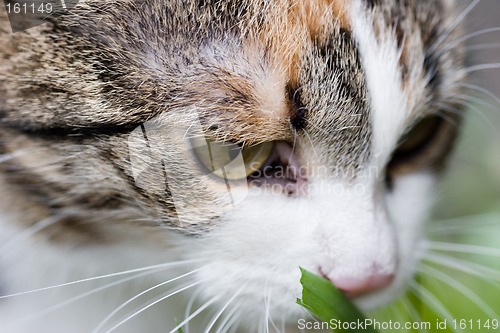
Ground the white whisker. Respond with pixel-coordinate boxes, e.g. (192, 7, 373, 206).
(104, 280, 205, 333)
(424, 253, 500, 281)
(302, 129, 320, 159)
(184, 286, 203, 333)
(0, 259, 201, 300)
(228, 311, 242, 333)
(0, 215, 63, 255)
(204, 285, 245, 333)
(93, 267, 204, 333)
(428, 0, 480, 54)
(464, 63, 500, 74)
(389, 305, 407, 330)
(465, 42, 500, 52)
(7, 268, 166, 331)
(265, 291, 281, 333)
(462, 83, 500, 108)
(290, 126, 298, 161)
(430, 97, 497, 135)
(169, 295, 219, 333)
(401, 297, 428, 333)
(409, 282, 461, 333)
(258, 314, 265, 333)
(280, 312, 286, 333)
(428, 212, 500, 233)
(264, 279, 271, 333)
(297, 305, 321, 325)
(419, 264, 498, 319)
(427, 241, 500, 258)
(430, 102, 493, 135)
(442, 27, 500, 53)
(217, 306, 242, 333)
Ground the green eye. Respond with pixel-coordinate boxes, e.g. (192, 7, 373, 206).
(191, 137, 274, 180)
(241, 141, 275, 176)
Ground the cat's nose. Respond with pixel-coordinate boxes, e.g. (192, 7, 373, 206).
(330, 274, 394, 298)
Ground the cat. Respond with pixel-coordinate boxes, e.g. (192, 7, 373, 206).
(0, 0, 476, 332)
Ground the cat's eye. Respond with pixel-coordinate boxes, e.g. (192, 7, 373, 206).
(395, 116, 442, 156)
(191, 137, 274, 180)
(387, 113, 459, 181)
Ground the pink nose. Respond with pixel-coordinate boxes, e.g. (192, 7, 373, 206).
(330, 274, 394, 298)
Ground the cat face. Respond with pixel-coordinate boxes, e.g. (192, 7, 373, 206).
(0, 0, 466, 329)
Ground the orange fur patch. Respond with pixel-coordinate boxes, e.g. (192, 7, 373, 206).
(233, 0, 352, 135)
(258, 0, 350, 87)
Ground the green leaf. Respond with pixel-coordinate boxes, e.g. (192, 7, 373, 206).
(297, 267, 379, 333)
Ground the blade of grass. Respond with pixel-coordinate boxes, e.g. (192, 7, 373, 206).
(297, 267, 379, 333)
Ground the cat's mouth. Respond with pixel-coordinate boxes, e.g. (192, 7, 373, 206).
(247, 141, 308, 196)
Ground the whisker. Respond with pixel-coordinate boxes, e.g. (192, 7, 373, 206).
(0, 259, 201, 300)
(204, 285, 245, 333)
(280, 312, 286, 333)
(168, 295, 219, 333)
(441, 27, 500, 53)
(427, 241, 500, 258)
(258, 314, 265, 333)
(401, 297, 428, 333)
(0, 215, 64, 255)
(228, 319, 241, 333)
(215, 304, 240, 333)
(428, 212, 500, 235)
(297, 304, 321, 325)
(184, 286, 203, 333)
(463, 63, 500, 74)
(423, 253, 500, 281)
(441, 92, 497, 112)
(264, 289, 280, 333)
(465, 42, 500, 52)
(290, 126, 298, 163)
(264, 279, 271, 333)
(6, 267, 166, 331)
(217, 306, 242, 333)
(409, 282, 461, 333)
(428, 104, 464, 125)
(461, 83, 500, 108)
(433, 91, 498, 115)
(430, 102, 495, 136)
(428, 0, 480, 54)
(419, 264, 498, 319)
(104, 280, 205, 333)
(451, 94, 500, 129)
(389, 305, 407, 331)
(308, 119, 361, 136)
(93, 267, 204, 333)
(302, 129, 320, 159)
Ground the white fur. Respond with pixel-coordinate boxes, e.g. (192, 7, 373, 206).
(349, 1, 428, 167)
(0, 216, 200, 333)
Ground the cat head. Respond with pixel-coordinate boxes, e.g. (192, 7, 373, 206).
(0, 0, 466, 324)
